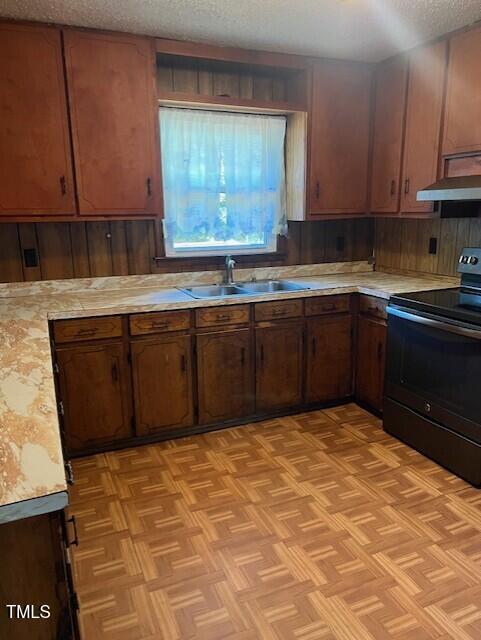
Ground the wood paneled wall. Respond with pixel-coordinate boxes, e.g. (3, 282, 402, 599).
(375, 217, 481, 276)
(0, 219, 373, 283)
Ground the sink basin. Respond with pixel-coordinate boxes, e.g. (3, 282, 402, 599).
(179, 280, 310, 299)
(239, 280, 311, 293)
(179, 284, 249, 299)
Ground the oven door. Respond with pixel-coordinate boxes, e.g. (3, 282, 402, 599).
(385, 305, 481, 443)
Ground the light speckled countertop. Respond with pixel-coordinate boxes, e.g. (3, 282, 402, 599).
(0, 262, 459, 523)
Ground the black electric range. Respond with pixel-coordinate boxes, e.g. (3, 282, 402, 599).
(383, 247, 481, 486)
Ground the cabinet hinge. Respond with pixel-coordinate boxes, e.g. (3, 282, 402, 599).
(53, 362, 60, 374)
(58, 400, 65, 416)
(71, 591, 80, 612)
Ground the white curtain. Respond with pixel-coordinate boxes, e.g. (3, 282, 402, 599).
(159, 107, 287, 254)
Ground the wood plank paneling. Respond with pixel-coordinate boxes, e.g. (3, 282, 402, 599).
(375, 217, 481, 277)
(36, 223, 74, 280)
(0, 224, 23, 282)
(0, 219, 373, 283)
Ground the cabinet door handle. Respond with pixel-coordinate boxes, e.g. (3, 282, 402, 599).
(390, 179, 396, 196)
(240, 347, 245, 366)
(146, 177, 152, 196)
(59, 175, 66, 196)
(260, 344, 264, 365)
(377, 342, 384, 361)
(180, 354, 186, 372)
(312, 337, 317, 356)
(66, 516, 79, 547)
(65, 461, 75, 485)
(315, 181, 320, 200)
(111, 363, 118, 383)
(404, 177, 410, 194)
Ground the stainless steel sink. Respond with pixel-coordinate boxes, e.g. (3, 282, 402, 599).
(239, 280, 310, 293)
(179, 280, 310, 299)
(179, 284, 249, 299)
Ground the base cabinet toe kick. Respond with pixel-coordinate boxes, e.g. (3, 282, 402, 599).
(50, 293, 386, 457)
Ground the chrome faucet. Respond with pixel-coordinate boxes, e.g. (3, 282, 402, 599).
(224, 255, 236, 285)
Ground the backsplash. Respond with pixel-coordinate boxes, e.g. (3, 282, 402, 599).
(375, 218, 481, 277)
(0, 219, 373, 283)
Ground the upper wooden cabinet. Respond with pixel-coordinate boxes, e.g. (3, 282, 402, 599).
(64, 30, 160, 216)
(443, 25, 481, 156)
(0, 23, 75, 217)
(308, 61, 371, 216)
(400, 41, 447, 214)
(370, 56, 408, 214)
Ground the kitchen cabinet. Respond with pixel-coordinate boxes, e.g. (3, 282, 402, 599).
(131, 335, 194, 434)
(355, 309, 387, 413)
(0, 23, 75, 217)
(308, 60, 371, 215)
(63, 30, 160, 216)
(0, 511, 79, 639)
(56, 341, 133, 452)
(443, 24, 481, 156)
(370, 56, 408, 213)
(196, 329, 254, 424)
(255, 322, 303, 412)
(400, 41, 447, 214)
(305, 314, 353, 403)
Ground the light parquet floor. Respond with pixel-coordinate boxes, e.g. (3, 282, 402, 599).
(68, 404, 481, 640)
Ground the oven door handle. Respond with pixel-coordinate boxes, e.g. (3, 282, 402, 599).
(387, 306, 481, 340)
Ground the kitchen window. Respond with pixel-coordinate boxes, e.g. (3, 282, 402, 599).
(159, 107, 287, 257)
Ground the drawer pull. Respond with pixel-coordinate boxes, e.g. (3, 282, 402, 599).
(66, 515, 79, 547)
(272, 308, 286, 316)
(151, 321, 169, 328)
(216, 314, 230, 322)
(77, 327, 98, 336)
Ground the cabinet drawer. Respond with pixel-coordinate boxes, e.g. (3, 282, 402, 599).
(305, 294, 350, 316)
(254, 299, 303, 322)
(53, 316, 122, 343)
(359, 295, 388, 320)
(129, 310, 190, 336)
(195, 305, 250, 328)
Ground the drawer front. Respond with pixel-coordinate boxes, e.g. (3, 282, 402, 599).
(359, 295, 388, 320)
(305, 294, 351, 316)
(195, 305, 250, 328)
(53, 316, 122, 343)
(254, 299, 303, 322)
(130, 310, 190, 336)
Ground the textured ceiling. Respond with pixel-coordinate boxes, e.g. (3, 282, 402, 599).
(1, 0, 481, 62)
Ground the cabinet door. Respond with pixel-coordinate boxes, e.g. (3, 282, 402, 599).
(355, 315, 387, 412)
(131, 335, 194, 435)
(443, 25, 481, 156)
(309, 61, 371, 215)
(370, 56, 408, 213)
(64, 30, 160, 216)
(57, 342, 132, 452)
(305, 315, 352, 403)
(401, 41, 447, 214)
(0, 23, 75, 217)
(256, 323, 303, 412)
(197, 329, 254, 425)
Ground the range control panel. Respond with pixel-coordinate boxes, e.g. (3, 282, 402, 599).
(458, 247, 481, 279)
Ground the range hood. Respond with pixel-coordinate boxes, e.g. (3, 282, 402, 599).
(417, 175, 481, 201)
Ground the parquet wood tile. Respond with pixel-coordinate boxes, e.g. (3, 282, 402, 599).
(68, 403, 481, 639)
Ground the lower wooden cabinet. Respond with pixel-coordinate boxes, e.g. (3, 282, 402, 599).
(196, 329, 254, 425)
(131, 335, 194, 435)
(355, 314, 387, 412)
(255, 322, 303, 412)
(56, 341, 133, 452)
(305, 314, 353, 403)
(0, 511, 79, 639)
